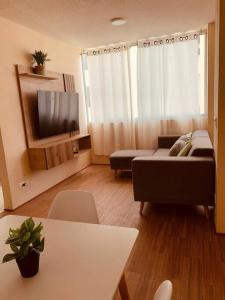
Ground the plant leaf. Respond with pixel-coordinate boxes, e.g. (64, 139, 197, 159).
(33, 223, 43, 235)
(5, 236, 20, 244)
(24, 218, 34, 232)
(35, 238, 45, 252)
(10, 243, 19, 253)
(2, 253, 17, 263)
(31, 50, 50, 66)
(22, 232, 31, 241)
(21, 242, 30, 258)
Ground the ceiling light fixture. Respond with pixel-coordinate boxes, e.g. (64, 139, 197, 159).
(111, 18, 127, 26)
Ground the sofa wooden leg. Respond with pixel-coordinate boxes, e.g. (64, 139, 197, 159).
(204, 205, 209, 219)
(140, 202, 145, 215)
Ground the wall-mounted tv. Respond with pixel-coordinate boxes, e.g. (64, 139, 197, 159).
(37, 90, 79, 139)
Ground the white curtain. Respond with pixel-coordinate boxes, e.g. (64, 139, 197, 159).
(136, 38, 207, 148)
(84, 36, 207, 155)
(87, 51, 136, 155)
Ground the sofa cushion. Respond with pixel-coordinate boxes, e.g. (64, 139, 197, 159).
(169, 132, 193, 156)
(169, 139, 187, 156)
(110, 150, 155, 158)
(110, 149, 155, 170)
(178, 141, 192, 156)
(179, 132, 192, 142)
(192, 130, 209, 138)
(158, 135, 181, 148)
(188, 131, 214, 157)
(153, 148, 170, 156)
(188, 137, 214, 157)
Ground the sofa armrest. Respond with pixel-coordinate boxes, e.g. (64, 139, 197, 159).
(158, 135, 180, 148)
(132, 156, 215, 205)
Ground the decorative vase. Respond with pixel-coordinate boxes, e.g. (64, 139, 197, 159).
(34, 65, 45, 76)
(16, 249, 40, 278)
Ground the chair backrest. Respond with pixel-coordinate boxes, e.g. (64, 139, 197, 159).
(48, 190, 99, 224)
(153, 280, 173, 300)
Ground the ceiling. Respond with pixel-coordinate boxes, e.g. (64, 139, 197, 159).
(0, 0, 215, 48)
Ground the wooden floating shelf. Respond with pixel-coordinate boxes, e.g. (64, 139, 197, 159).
(19, 72, 58, 80)
(34, 134, 91, 148)
(28, 134, 91, 170)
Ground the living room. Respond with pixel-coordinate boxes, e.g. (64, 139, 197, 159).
(0, 0, 224, 299)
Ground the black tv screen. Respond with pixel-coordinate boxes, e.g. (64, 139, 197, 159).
(38, 90, 79, 138)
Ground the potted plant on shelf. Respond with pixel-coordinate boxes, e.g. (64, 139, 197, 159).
(2, 217, 45, 278)
(32, 50, 50, 75)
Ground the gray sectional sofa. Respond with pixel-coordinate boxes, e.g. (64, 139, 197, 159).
(110, 130, 215, 215)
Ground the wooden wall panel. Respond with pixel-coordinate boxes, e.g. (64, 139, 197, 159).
(63, 74, 76, 92)
(16, 64, 89, 171)
(208, 23, 215, 142)
(215, 0, 225, 233)
(16, 65, 76, 148)
(28, 148, 47, 170)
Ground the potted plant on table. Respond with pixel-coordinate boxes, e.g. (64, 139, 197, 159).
(2, 217, 45, 278)
(32, 50, 50, 75)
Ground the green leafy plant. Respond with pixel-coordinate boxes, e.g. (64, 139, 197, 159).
(32, 50, 50, 66)
(2, 217, 45, 263)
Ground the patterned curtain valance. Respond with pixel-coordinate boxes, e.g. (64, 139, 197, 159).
(138, 29, 207, 48)
(82, 29, 207, 56)
(82, 41, 136, 56)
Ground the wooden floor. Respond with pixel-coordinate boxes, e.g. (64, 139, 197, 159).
(2, 165, 225, 300)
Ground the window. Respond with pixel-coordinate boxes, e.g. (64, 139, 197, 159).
(82, 34, 207, 121)
(81, 32, 207, 155)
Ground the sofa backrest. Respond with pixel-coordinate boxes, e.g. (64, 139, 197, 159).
(188, 130, 214, 157)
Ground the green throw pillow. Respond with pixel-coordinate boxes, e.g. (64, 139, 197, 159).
(178, 141, 192, 156)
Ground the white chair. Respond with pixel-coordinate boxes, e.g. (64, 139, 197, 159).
(48, 190, 99, 224)
(153, 280, 173, 300)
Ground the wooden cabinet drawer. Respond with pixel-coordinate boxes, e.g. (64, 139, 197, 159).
(28, 134, 91, 170)
(46, 142, 75, 169)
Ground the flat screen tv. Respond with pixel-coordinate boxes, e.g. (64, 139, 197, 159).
(37, 90, 79, 138)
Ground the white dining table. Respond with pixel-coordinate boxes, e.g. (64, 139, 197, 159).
(0, 215, 138, 300)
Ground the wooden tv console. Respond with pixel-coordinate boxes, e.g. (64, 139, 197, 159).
(29, 134, 91, 170)
(16, 65, 91, 171)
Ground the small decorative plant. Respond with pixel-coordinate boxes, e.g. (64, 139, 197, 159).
(2, 217, 45, 278)
(32, 50, 50, 75)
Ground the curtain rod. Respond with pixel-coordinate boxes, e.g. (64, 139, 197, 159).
(81, 29, 207, 56)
